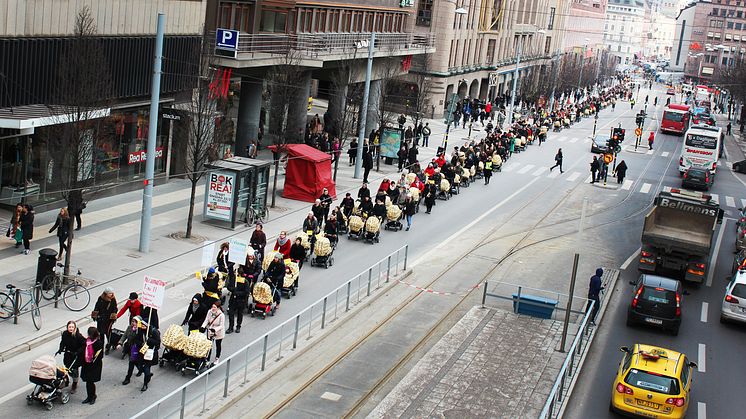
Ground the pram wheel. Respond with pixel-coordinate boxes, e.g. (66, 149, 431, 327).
(61, 393, 70, 404)
(45, 402, 53, 411)
(26, 396, 33, 405)
(329, 257, 334, 266)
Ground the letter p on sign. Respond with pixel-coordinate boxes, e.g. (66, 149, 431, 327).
(216, 28, 239, 50)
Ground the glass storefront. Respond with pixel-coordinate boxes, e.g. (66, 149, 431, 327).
(0, 107, 171, 207)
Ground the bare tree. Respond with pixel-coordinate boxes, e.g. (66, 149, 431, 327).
(375, 57, 402, 133)
(408, 54, 435, 129)
(181, 34, 232, 238)
(716, 57, 746, 125)
(48, 6, 112, 274)
(329, 54, 364, 180)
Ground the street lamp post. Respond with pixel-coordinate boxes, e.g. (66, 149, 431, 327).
(506, 26, 545, 128)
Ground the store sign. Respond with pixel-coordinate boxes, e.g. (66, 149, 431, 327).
(162, 113, 181, 121)
(205, 171, 234, 221)
(128, 147, 164, 165)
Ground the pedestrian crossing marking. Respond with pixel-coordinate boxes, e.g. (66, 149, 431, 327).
(557, 136, 568, 142)
(726, 196, 736, 207)
(517, 164, 535, 174)
(640, 183, 652, 194)
(585, 175, 593, 183)
(646, 149, 654, 155)
(567, 172, 581, 181)
(661, 151, 669, 157)
(532, 167, 547, 176)
(548, 170, 561, 179)
(663, 186, 672, 192)
(710, 193, 719, 204)
(502, 163, 519, 172)
(569, 137, 579, 143)
(741, 199, 746, 208)
(622, 180, 633, 190)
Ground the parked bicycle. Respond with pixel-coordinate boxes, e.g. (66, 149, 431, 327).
(244, 200, 269, 226)
(40, 263, 91, 312)
(0, 284, 42, 330)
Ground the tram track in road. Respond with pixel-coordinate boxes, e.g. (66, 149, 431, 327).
(263, 120, 681, 418)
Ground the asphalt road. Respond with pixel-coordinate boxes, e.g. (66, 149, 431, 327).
(564, 101, 746, 418)
(0, 84, 692, 418)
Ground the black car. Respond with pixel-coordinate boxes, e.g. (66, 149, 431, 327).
(590, 134, 610, 154)
(681, 167, 714, 191)
(734, 160, 746, 174)
(627, 274, 683, 335)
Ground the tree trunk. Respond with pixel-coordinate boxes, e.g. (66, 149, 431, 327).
(63, 217, 74, 277)
(186, 180, 197, 238)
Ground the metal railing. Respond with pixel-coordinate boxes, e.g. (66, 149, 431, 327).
(132, 245, 409, 419)
(211, 32, 435, 60)
(480, 280, 590, 322)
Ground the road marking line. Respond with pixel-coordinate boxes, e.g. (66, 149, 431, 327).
(701, 302, 708, 323)
(647, 149, 654, 155)
(411, 177, 541, 267)
(557, 136, 568, 142)
(622, 179, 633, 190)
(0, 383, 34, 405)
(742, 198, 746, 209)
(532, 167, 547, 176)
(584, 175, 593, 183)
(548, 170, 560, 178)
(567, 172, 581, 181)
(698, 402, 706, 419)
(698, 343, 706, 373)
(569, 137, 579, 143)
(726, 196, 736, 207)
(517, 164, 535, 174)
(661, 151, 670, 157)
(710, 193, 719, 204)
(707, 220, 726, 287)
(663, 186, 672, 192)
(503, 163, 520, 172)
(621, 247, 641, 270)
(640, 183, 652, 194)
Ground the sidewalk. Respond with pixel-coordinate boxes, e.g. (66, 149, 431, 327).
(0, 113, 483, 361)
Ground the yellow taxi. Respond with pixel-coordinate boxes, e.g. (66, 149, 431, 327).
(610, 344, 696, 418)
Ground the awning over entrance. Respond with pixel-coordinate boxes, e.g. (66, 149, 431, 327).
(0, 104, 110, 131)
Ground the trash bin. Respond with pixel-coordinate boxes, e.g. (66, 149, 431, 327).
(36, 248, 58, 286)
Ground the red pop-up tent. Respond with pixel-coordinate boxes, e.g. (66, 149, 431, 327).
(274, 144, 336, 202)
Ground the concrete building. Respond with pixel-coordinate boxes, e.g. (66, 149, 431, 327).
(645, 0, 678, 60)
(604, 0, 650, 64)
(0, 0, 205, 208)
(563, 0, 608, 54)
(672, 0, 746, 81)
(412, 0, 571, 114)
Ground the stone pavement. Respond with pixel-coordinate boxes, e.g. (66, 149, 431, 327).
(0, 112, 481, 361)
(367, 306, 565, 419)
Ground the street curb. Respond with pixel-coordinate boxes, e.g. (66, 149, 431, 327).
(206, 268, 414, 419)
(557, 267, 621, 419)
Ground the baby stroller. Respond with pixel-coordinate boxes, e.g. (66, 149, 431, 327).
(460, 169, 471, 188)
(311, 236, 335, 268)
(250, 282, 277, 319)
(159, 324, 187, 371)
(180, 331, 212, 376)
(384, 205, 403, 231)
(363, 216, 381, 244)
(281, 261, 300, 297)
(347, 215, 365, 240)
(437, 179, 452, 201)
(27, 355, 70, 410)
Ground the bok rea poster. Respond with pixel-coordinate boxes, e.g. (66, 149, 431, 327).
(205, 171, 235, 221)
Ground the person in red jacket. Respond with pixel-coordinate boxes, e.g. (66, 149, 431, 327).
(647, 131, 655, 150)
(273, 230, 292, 259)
(117, 292, 142, 324)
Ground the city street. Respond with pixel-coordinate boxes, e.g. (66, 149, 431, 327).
(0, 83, 709, 418)
(564, 109, 746, 417)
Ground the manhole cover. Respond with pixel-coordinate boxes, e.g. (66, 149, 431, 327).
(168, 232, 209, 244)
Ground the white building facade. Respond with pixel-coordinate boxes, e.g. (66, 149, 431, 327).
(604, 0, 649, 64)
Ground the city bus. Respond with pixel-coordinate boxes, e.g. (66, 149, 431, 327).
(679, 125, 723, 174)
(661, 104, 690, 135)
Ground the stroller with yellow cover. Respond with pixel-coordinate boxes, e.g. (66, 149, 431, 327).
(311, 235, 335, 268)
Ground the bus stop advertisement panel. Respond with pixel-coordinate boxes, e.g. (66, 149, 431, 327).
(204, 157, 271, 229)
(204, 170, 237, 227)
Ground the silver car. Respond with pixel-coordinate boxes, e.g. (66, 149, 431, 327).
(721, 270, 746, 324)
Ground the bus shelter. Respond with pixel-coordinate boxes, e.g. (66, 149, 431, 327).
(203, 156, 270, 229)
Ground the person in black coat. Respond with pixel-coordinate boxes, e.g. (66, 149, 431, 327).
(91, 287, 117, 354)
(341, 193, 355, 219)
(407, 145, 419, 168)
(226, 268, 250, 334)
(357, 183, 371, 201)
(348, 139, 358, 166)
(141, 306, 159, 330)
(19, 204, 34, 255)
(182, 294, 208, 332)
(81, 327, 104, 405)
(362, 144, 374, 183)
(424, 182, 437, 214)
(614, 160, 628, 184)
(265, 254, 286, 306)
(404, 195, 417, 231)
(118, 316, 160, 392)
(244, 253, 262, 290)
(201, 268, 222, 309)
(56, 320, 85, 394)
(49, 208, 70, 261)
(289, 237, 306, 269)
(216, 242, 234, 279)
(397, 146, 407, 171)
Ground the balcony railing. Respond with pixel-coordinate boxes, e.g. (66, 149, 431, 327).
(211, 31, 436, 61)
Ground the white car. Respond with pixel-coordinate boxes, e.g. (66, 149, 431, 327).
(721, 270, 746, 323)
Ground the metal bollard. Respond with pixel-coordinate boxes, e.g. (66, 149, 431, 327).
(261, 335, 268, 371)
(346, 282, 351, 312)
(386, 255, 391, 282)
(367, 268, 372, 296)
(403, 245, 409, 270)
(293, 315, 300, 349)
(321, 297, 327, 329)
(223, 359, 231, 397)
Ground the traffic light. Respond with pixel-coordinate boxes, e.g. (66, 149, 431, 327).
(612, 127, 625, 143)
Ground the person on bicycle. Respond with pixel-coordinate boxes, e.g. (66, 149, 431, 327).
(56, 320, 85, 394)
(91, 287, 117, 355)
(116, 292, 142, 325)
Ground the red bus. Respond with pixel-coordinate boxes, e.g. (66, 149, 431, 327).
(660, 104, 690, 135)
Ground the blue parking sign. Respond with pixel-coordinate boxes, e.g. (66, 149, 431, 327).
(216, 28, 239, 50)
